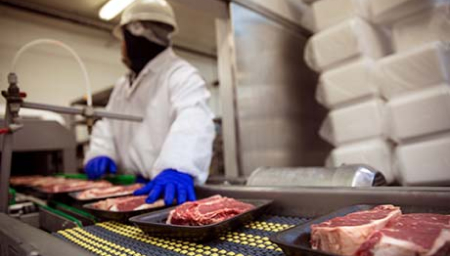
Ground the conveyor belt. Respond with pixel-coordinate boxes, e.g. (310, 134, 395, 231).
(54, 215, 309, 256)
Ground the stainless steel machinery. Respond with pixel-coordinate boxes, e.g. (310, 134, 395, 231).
(0, 119, 78, 175)
(218, 2, 331, 178)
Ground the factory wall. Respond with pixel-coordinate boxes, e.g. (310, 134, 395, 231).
(0, 6, 125, 106)
(0, 5, 220, 117)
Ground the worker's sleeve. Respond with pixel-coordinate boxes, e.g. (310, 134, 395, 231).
(152, 66, 216, 184)
(83, 85, 120, 165)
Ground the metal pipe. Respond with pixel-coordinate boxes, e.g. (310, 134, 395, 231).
(22, 102, 143, 122)
(0, 105, 13, 213)
(94, 109, 143, 122)
(11, 40, 94, 106)
(22, 102, 83, 115)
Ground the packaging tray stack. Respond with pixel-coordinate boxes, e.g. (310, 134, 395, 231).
(305, 0, 450, 185)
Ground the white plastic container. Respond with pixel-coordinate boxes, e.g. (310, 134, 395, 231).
(392, 2, 450, 53)
(375, 41, 450, 99)
(387, 85, 450, 142)
(305, 18, 389, 72)
(326, 139, 395, 184)
(317, 58, 379, 109)
(396, 133, 450, 186)
(312, 0, 357, 32)
(355, 0, 434, 25)
(319, 99, 386, 146)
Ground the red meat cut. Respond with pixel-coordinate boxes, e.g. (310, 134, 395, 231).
(10, 176, 112, 191)
(166, 195, 255, 226)
(356, 213, 450, 256)
(40, 180, 112, 193)
(77, 184, 143, 200)
(12, 176, 77, 188)
(92, 196, 164, 212)
(311, 205, 402, 256)
(10, 176, 44, 186)
(30, 177, 68, 187)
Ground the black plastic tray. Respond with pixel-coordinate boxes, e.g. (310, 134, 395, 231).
(83, 200, 167, 222)
(129, 199, 272, 242)
(12, 187, 70, 200)
(270, 204, 450, 256)
(11, 183, 59, 199)
(30, 187, 93, 201)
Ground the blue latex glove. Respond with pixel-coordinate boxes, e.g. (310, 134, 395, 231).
(84, 156, 117, 180)
(134, 169, 196, 206)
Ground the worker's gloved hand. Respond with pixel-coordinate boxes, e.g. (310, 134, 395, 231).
(133, 169, 196, 206)
(85, 156, 117, 180)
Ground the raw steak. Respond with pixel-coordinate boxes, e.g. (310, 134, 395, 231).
(10, 176, 44, 186)
(77, 184, 143, 200)
(311, 205, 402, 256)
(30, 177, 68, 187)
(92, 196, 164, 212)
(40, 180, 112, 193)
(167, 195, 255, 226)
(356, 214, 450, 256)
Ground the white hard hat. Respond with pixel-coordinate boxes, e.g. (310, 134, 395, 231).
(113, 0, 178, 39)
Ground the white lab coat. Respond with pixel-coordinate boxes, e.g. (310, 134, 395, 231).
(85, 48, 215, 184)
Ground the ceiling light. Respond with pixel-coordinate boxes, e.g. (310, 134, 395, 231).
(99, 0, 136, 21)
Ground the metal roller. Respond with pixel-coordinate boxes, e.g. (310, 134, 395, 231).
(246, 164, 386, 187)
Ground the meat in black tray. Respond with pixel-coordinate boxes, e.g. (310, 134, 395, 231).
(129, 199, 272, 242)
(270, 204, 450, 256)
(83, 197, 166, 222)
(69, 184, 144, 202)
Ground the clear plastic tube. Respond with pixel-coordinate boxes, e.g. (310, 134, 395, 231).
(10, 39, 93, 106)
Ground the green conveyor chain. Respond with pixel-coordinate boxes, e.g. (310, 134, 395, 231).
(54, 173, 136, 185)
(52, 201, 98, 223)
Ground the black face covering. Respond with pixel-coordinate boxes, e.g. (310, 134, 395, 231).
(123, 29, 167, 75)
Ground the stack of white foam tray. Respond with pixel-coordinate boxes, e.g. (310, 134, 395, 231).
(319, 99, 387, 146)
(305, 17, 388, 72)
(377, 1, 450, 186)
(396, 134, 450, 186)
(326, 139, 395, 183)
(316, 58, 379, 109)
(307, 0, 395, 183)
(375, 41, 450, 99)
(354, 0, 435, 25)
(311, 0, 435, 31)
(312, 0, 359, 32)
(387, 86, 450, 143)
(387, 85, 450, 185)
(392, 2, 450, 53)
(307, 0, 448, 185)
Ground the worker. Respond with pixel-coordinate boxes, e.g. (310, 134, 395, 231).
(84, 0, 215, 206)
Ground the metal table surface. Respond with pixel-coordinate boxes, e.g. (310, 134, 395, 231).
(0, 213, 94, 256)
